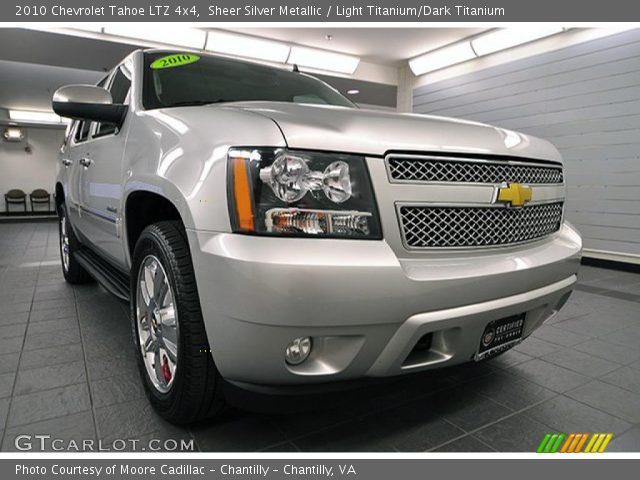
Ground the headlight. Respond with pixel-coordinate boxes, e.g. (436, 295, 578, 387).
(228, 148, 381, 239)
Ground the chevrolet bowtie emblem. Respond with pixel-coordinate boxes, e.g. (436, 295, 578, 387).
(496, 182, 532, 207)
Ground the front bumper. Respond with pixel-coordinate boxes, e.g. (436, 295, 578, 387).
(187, 222, 581, 389)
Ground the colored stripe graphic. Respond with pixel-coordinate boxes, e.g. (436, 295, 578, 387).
(574, 433, 589, 453)
(598, 433, 613, 453)
(550, 433, 565, 453)
(585, 433, 613, 453)
(569, 433, 589, 453)
(560, 433, 575, 453)
(539, 433, 613, 453)
(537, 433, 552, 453)
(544, 434, 558, 453)
(584, 434, 598, 453)
(538, 433, 566, 453)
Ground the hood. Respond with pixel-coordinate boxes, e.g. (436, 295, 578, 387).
(220, 101, 562, 163)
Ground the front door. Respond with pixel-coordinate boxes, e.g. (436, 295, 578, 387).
(65, 120, 91, 231)
(77, 64, 132, 267)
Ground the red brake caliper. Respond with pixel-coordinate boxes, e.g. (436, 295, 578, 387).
(161, 354, 172, 383)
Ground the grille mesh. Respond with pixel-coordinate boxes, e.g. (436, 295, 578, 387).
(388, 157, 563, 184)
(400, 202, 564, 248)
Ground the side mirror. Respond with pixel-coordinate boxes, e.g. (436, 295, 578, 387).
(52, 85, 127, 126)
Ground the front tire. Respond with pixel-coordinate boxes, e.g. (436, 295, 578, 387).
(58, 204, 92, 284)
(131, 221, 224, 424)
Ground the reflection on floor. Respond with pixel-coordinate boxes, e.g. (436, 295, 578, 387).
(1, 221, 640, 452)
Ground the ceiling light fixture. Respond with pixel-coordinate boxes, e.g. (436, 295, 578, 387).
(104, 26, 206, 49)
(3, 128, 24, 142)
(205, 31, 291, 63)
(409, 41, 476, 76)
(347, 89, 360, 95)
(409, 27, 568, 76)
(8, 110, 63, 124)
(471, 27, 565, 56)
(287, 46, 360, 75)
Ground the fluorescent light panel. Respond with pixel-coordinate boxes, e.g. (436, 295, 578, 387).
(70, 25, 103, 33)
(206, 31, 290, 63)
(472, 27, 565, 56)
(287, 46, 360, 75)
(410, 27, 567, 76)
(104, 26, 206, 49)
(409, 42, 476, 76)
(9, 110, 63, 124)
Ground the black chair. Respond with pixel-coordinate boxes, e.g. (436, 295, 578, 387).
(29, 189, 52, 213)
(4, 189, 27, 213)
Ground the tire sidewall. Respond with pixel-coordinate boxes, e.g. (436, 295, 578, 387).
(58, 207, 69, 277)
(58, 202, 90, 283)
(131, 229, 185, 410)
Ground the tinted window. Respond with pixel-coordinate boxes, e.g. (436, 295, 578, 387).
(75, 121, 91, 143)
(96, 67, 131, 137)
(142, 51, 354, 110)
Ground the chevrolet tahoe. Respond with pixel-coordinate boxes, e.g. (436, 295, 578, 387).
(52, 49, 582, 424)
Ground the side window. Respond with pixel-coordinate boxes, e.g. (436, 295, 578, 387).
(95, 67, 131, 138)
(73, 77, 108, 144)
(61, 120, 77, 149)
(75, 121, 91, 143)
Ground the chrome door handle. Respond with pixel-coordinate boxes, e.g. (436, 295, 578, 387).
(61, 158, 72, 167)
(79, 157, 93, 168)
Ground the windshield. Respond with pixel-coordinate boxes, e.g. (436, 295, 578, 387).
(142, 51, 355, 110)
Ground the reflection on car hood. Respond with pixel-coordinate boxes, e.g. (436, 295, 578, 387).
(218, 101, 562, 162)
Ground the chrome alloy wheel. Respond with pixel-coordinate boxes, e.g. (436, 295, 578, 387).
(136, 255, 179, 394)
(60, 213, 70, 272)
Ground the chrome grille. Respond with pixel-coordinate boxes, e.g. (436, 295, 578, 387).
(399, 202, 564, 248)
(387, 156, 563, 184)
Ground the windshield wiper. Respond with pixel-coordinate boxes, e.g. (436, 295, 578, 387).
(167, 99, 226, 108)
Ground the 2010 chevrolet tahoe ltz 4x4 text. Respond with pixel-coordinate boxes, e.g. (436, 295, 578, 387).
(52, 50, 582, 424)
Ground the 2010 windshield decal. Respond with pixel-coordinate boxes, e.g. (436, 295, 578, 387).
(150, 53, 200, 69)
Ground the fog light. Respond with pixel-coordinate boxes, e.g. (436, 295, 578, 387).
(285, 337, 312, 365)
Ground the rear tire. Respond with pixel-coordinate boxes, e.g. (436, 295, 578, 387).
(131, 221, 225, 424)
(58, 203, 92, 284)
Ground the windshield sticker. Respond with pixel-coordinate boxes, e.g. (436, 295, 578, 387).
(151, 53, 200, 70)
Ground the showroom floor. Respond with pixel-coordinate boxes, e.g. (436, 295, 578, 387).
(1, 221, 640, 452)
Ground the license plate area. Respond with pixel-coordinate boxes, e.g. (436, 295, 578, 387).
(475, 314, 525, 361)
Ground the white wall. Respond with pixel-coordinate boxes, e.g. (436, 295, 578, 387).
(0, 126, 64, 212)
(413, 29, 640, 264)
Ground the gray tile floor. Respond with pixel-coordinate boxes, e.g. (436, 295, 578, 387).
(1, 221, 640, 452)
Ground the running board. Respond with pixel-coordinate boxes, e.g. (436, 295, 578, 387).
(74, 248, 130, 302)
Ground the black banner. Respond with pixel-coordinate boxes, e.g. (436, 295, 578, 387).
(4, 0, 640, 22)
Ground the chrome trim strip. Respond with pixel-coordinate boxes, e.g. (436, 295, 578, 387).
(80, 205, 117, 224)
(385, 153, 565, 186)
(395, 201, 565, 251)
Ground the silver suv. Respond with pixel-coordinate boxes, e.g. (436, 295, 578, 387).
(53, 49, 582, 424)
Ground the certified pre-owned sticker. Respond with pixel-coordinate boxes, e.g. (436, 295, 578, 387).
(151, 53, 200, 69)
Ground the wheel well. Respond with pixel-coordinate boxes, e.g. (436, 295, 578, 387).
(125, 191, 182, 257)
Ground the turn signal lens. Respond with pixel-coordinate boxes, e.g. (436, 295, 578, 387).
(266, 208, 370, 236)
(230, 156, 255, 232)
